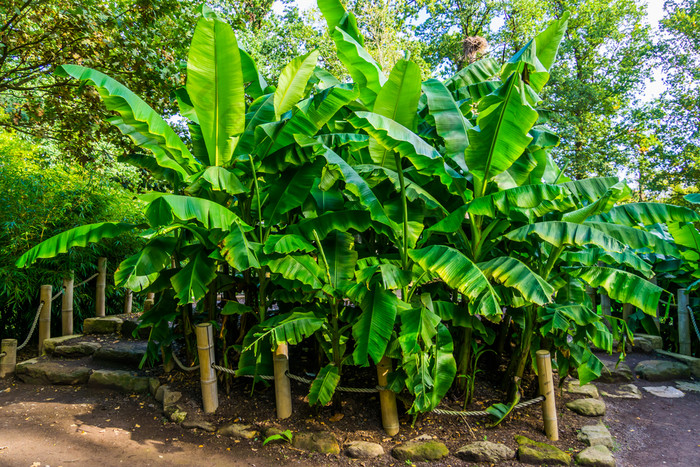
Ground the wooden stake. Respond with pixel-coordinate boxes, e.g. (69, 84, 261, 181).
(96, 257, 107, 317)
(144, 292, 155, 311)
(123, 289, 133, 314)
(0, 339, 17, 378)
(195, 323, 218, 413)
(273, 343, 292, 419)
(536, 350, 558, 441)
(39, 285, 52, 353)
(62, 272, 74, 336)
(678, 288, 691, 355)
(377, 356, 399, 436)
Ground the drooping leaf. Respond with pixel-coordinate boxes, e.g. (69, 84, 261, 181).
(422, 79, 470, 163)
(592, 202, 700, 226)
(585, 221, 679, 257)
(331, 27, 386, 107)
(468, 184, 573, 221)
(262, 310, 324, 346)
(114, 237, 176, 290)
(445, 57, 500, 91)
(294, 210, 373, 241)
(274, 50, 320, 119)
(265, 254, 324, 289)
(506, 221, 626, 253)
(352, 285, 402, 366)
(322, 231, 358, 290)
(479, 257, 555, 306)
(263, 234, 316, 255)
(308, 364, 340, 406)
(220, 223, 260, 271)
(145, 195, 244, 231)
(170, 249, 217, 304)
(399, 306, 441, 354)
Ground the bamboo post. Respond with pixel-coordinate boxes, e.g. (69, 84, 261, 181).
(678, 288, 691, 355)
(536, 350, 558, 441)
(96, 257, 107, 317)
(39, 285, 52, 353)
(0, 339, 17, 378)
(377, 356, 399, 436)
(622, 303, 634, 323)
(273, 343, 292, 419)
(62, 272, 74, 336)
(123, 289, 133, 314)
(650, 277, 661, 332)
(586, 285, 597, 312)
(195, 323, 218, 413)
(144, 292, 155, 311)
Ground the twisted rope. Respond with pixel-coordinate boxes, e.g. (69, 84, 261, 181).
(51, 289, 63, 301)
(0, 352, 5, 358)
(171, 351, 199, 372)
(688, 306, 700, 343)
(75, 273, 99, 289)
(17, 301, 44, 351)
(432, 395, 545, 417)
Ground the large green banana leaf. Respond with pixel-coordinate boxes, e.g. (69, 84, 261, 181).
(444, 57, 500, 91)
(265, 254, 324, 289)
(233, 94, 275, 157)
(422, 79, 470, 166)
(317, 0, 364, 45)
(114, 237, 176, 290)
(686, 194, 700, 204)
(331, 27, 386, 107)
(561, 248, 653, 277)
(479, 257, 555, 306)
(263, 162, 323, 224)
(591, 202, 700, 226)
(220, 223, 260, 271)
(558, 177, 620, 203)
(308, 364, 341, 406)
(16, 222, 140, 268)
(506, 221, 626, 253)
(561, 181, 631, 224)
(118, 153, 182, 185)
(399, 305, 441, 354)
(585, 222, 679, 257)
(263, 234, 315, 255)
(145, 195, 245, 231)
(274, 50, 320, 119)
(354, 165, 447, 212)
(170, 248, 218, 304)
(239, 48, 268, 99)
(352, 285, 403, 366)
(468, 184, 573, 221)
(187, 166, 248, 195)
(293, 210, 372, 241)
(322, 231, 358, 290)
(261, 310, 325, 346)
(187, 14, 244, 166)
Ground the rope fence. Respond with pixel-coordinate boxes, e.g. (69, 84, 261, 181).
(689, 305, 700, 342)
(172, 350, 200, 372)
(17, 301, 44, 352)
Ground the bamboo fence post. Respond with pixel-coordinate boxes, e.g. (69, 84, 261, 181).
(62, 272, 74, 336)
(123, 289, 133, 314)
(678, 288, 691, 355)
(195, 323, 218, 413)
(650, 277, 661, 332)
(377, 356, 399, 436)
(0, 339, 17, 378)
(586, 285, 597, 312)
(273, 343, 292, 419)
(144, 292, 155, 311)
(536, 350, 558, 441)
(96, 257, 107, 317)
(39, 285, 52, 353)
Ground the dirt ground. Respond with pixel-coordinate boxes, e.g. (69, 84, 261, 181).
(1, 351, 699, 467)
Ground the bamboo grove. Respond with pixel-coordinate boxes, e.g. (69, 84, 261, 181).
(16, 1, 700, 413)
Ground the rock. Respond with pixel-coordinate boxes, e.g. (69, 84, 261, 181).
(575, 445, 615, 467)
(83, 316, 123, 334)
(148, 378, 160, 396)
(635, 333, 662, 350)
(642, 386, 685, 398)
(261, 426, 291, 444)
(566, 398, 606, 417)
(578, 423, 614, 449)
(292, 431, 340, 455)
(600, 384, 642, 400)
(631, 336, 655, 353)
(54, 342, 101, 357)
(88, 369, 150, 393)
(345, 440, 384, 458)
(676, 381, 700, 393)
(16, 358, 91, 385)
(565, 379, 600, 398)
(635, 360, 690, 382)
(155, 384, 180, 405)
(93, 341, 147, 365)
(596, 361, 634, 383)
(515, 435, 570, 465)
(392, 440, 449, 462)
(656, 350, 700, 377)
(456, 441, 515, 463)
(218, 423, 259, 439)
(164, 404, 187, 423)
(42, 335, 81, 354)
(182, 419, 216, 432)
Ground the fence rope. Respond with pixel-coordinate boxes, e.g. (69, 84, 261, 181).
(74, 273, 99, 289)
(171, 350, 200, 372)
(432, 395, 545, 417)
(17, 301, 44, 351)
(0, 352, 5, 358)
(688, 306, 700, 343)
(51, 289, 63, 301)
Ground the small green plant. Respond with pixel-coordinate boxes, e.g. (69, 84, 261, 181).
(262, 429, 293, 446)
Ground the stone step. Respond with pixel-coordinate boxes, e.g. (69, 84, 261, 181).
(82, 314, 148, 338)
(655, 349, 700, 377)
(43, 335, 147, 365)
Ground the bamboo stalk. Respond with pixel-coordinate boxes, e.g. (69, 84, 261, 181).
(536, 350, 558, 441)
(0, 339, 17, 378)
(678, 288, 691, 356)
(123, 289, 133, 314)
(377, 356, 399, 436)
(62, 272, 74, 336)
(96, 257, 107, 317)
(144, 292, 155, 311)
(273, 343, 292, 419)
(38, 285, 52, 353)
(195, 323, 218, 413)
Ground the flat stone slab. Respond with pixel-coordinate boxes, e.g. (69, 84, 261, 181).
(656, 350, 700, 377)
(596, 361, 634, 383)
(676, 381, 700, 393)
(182, 419, 216, 432)
(83, 316, 123, 334)
(54, 342, 101, 357)
(566, 398, 606, 416)
(600, 383, 642, 399)
(88, 369, 151, 393)
(345, 440, 384, 458)
(642, 386, 685, 398)
(292, 431, 340, 455)
(93, 341, 147, 365)
(635, 360, 690, 382)
(635, 333, 662, 350)
(516, 435, 570, 465)
(393, 440, 449, 462)
(16, 358, 91, 385)
(575, 445, 615, 467)
(218, 423, 259, 439)
(578, 423, 614, 449)
(456, 441, 515, 463)
(565, 379, 599, 398)
(42, 335, 82, 354)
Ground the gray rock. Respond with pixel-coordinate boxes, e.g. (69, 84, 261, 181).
(642, 385, 685, 398)
(54, 342, 101, 357)
(631, 336, 655, 353)
(42, 335, 81, 354)
(93, 341, 147, 365)
(345, 440, 384, 458)
(292, 431, 340, 454)
(575, 445, 615, 467)
(182, 419, 216, 432)
(218, 423, 259, 439)
(676, 381, 700, 393)
(88, 369, 150, 393)
(392, 440, 449, 462)
(655, 350, 700, 377)
(636, 360, 691, 381)
(148, 378, 160, 396)
(83, 316, 123, 334)
(566, 398, 606, 417)
(163, 388, 182, 407)
(456, 441, 515, 463)
(515, 435, 570, 465)
(578, 423, 614, 449)
(635, 333, 662, 350)
(596, 361, 634, 383)
(601, 384, 642, 400)
(16, 358, 91, 385)
(155, 384, 168, 402)
(565, 379, 600, 398)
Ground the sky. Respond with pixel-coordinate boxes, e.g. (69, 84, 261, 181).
(275, 0, 667, 101)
